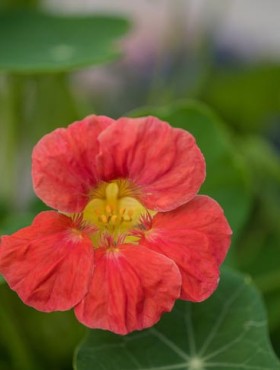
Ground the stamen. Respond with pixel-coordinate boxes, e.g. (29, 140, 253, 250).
(82, 181, 152, 248)
(100, 214, 108, 224)
(111, 215, 118, 224)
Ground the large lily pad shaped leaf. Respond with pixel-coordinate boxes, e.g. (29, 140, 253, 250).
(74, 268, 280, 370)
(0, 10, 130, 73)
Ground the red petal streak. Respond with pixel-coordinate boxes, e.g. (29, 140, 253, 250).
(74, 245, 181, 334)
(32, 115, 114, 212)
(97, 116, 206, 211)
(140, 196, 232, 302)
(0, 211, 94, 312)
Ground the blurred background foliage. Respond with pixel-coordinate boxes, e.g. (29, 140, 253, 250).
(0, 0, 279, 369)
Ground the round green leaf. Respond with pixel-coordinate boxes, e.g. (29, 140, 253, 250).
(0, 10, 130, 73)
(130, 101, 252, 240)
(74, 268, 280, 370)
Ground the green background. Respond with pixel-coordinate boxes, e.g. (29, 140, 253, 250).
(0, 1, 280, 369)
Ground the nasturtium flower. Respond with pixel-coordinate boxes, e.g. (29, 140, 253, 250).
(0, 116, 231, 335)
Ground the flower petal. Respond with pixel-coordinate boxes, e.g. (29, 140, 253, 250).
(74, 245, 181, 334)
(97, 116, 206, 211)
(32, 115, 114, 213)
(140, 195, 232, 301)
(0, 211, 94, 312)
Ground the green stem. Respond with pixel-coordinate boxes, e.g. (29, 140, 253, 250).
(0, 75, 22, 206)
(1, 72, 80, 211)
(0, 294, 38, 370)
(5, 74, 27, 210)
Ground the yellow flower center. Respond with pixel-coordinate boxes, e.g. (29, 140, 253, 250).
(82, 181, 148, 246)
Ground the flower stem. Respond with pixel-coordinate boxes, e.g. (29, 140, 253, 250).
(0, 293, 38, 370)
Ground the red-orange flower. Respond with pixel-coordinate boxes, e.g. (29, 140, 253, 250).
(0, 116, 231, 334)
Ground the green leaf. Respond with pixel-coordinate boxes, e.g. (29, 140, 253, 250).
(74, 268, 280, 370)
(0, 10, 130, 73)
(0, 275, 5, 284)
(130, 101, 252, 240)
(200, 64, 280, 133)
